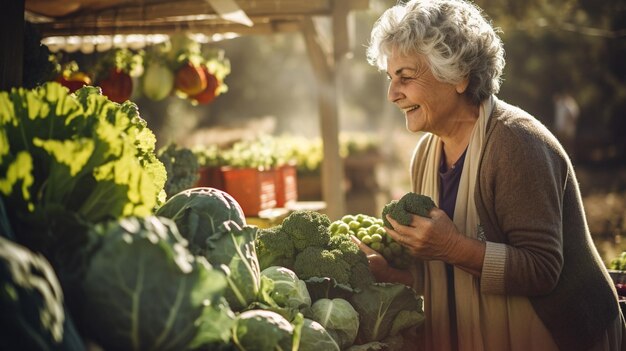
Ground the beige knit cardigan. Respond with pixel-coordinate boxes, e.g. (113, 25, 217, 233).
(410, 98, 623, 350)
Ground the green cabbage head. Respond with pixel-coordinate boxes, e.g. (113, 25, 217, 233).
(261, 266, 311, 310)
(310, 298, 359, 349)
(232, 309, 295, 351)
(298, 318, 340, 351)
(78, 216, 229, 351)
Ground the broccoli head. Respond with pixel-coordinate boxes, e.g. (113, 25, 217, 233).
(382, 193, 435, 228)
(293, 246, 351, 285)
(381, 200, 400, 229)
(256, 225, 296, 270)
(329, 234, 367, 266)
(293, 236, 374, 289)
(281, 210, 331, 251)
(348, 260, 375, 290)
(328, 234, 375, 290)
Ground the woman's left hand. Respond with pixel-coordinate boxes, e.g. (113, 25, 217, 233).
(385, 207, 463, 262)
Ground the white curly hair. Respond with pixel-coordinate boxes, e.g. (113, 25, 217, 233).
(366, 0, 505, 104)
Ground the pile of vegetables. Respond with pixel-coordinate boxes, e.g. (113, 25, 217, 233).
(256, 210, 425, 350)
(256, 210, 375, 290)
(0, 83, 424, 350)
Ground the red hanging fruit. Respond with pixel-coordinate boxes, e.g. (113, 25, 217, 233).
(191, 67, 220, 104)
(56, 71, 92, 93)
(175, 61, 207, 96)
(97, 68, 133, 103)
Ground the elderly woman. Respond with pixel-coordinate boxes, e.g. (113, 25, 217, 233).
(356, 0, 625, 350)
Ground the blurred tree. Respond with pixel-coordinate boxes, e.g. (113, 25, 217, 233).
(471, 0, 626, 164)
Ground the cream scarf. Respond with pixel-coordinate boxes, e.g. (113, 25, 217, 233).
(410, 96, 558, 351)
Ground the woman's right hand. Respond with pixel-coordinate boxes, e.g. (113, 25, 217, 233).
(351, 235, 413, 286)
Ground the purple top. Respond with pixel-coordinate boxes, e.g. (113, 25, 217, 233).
(439, 147, 467, 351)
(439, 149, 467, 218)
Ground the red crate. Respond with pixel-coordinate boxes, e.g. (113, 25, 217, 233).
(221, 167, 276, 216)
(274, 164, 298, 208)
(194, 166, 225, 190)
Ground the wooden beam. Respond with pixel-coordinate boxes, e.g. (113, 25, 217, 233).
(1, 0, 25, 91)
(35, 18, 302, 37)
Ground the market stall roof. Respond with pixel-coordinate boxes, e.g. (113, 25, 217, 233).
(25, 0, 367, 39)
(3, 0, 371, 220)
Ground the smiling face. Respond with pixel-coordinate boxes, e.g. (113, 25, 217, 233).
(386, 50, 471, 136)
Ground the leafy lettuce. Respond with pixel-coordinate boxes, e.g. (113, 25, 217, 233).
(0, 82, 166, 256)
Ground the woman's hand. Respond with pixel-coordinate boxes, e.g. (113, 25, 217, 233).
(350, 235, 414, 285)
(385, 207, 461, 261)
(385, 207, 486, 276)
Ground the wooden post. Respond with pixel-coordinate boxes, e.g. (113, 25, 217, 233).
(0, 0, 25, 91)
(302, 18, 346, 220)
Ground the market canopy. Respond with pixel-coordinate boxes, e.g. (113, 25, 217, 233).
(25, 0, 365, 41)
(5, 0, 371, 219)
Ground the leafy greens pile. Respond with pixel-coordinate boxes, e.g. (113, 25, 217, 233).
(0, 82, 425, 351)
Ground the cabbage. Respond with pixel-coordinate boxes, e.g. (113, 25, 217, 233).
(261, 266, 311, 310)
(350, 283, 425, 342)
(298, 318, 340, 351)
(78, 216, 229, 351)
(310, 298, 359, 349)
(157, 187, 261, 311)
(208, 222, 262, 311)
(232, 309, 295, 351)
(156, 187, 245, 255)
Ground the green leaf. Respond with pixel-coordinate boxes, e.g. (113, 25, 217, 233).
(0, 152, 34, 210)
(350, 283, 425, 342)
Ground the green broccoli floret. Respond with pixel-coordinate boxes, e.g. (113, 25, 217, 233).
(329, 234, 375, 289)
(348, 260, 375, 290)
(293, 235, 374, 289)
(382, 193, 435, 228)
(281, 210, 331, 251)
(293, 246, 351, 285)
(258, 211, 373, 290)
(381, 200, 399, 229)
(329, 234, 367, 265)
(256, 225, 296, 270)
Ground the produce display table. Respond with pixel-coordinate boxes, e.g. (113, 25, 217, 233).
(246, 201, 327, 228)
